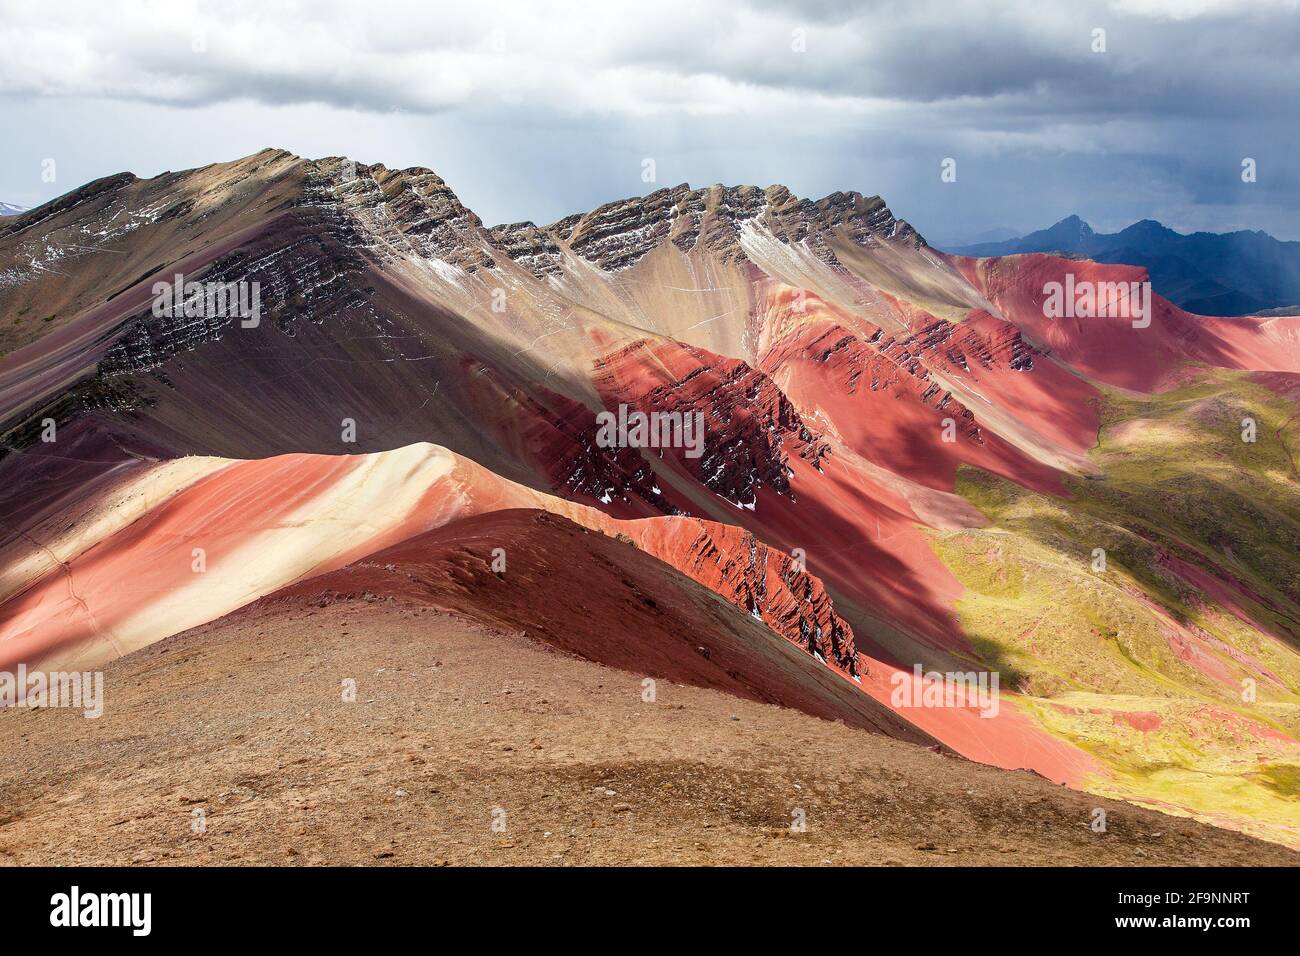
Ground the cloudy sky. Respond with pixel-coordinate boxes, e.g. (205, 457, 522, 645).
(2, 0, 1297, 242)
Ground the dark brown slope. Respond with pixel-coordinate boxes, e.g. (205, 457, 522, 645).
(1, 598, 1292, 866)
(269, 508, 924, 739)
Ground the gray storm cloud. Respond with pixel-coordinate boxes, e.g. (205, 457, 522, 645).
(0, 0, 1296, 239)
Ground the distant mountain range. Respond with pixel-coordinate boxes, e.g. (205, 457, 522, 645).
(943, 215, 1300, 316)
(0, 202, 25, 216)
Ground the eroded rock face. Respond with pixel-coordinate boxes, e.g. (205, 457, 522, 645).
(589, 339, 832, 509)
(763, 322, 986, 443)
(504, 334, 836, 516)
(933, 316, 1037, 374)
(101, 216, 375, 375)
(483, 221, 565, 277)
(270, 157, 928, 283)
(657, 520, 861, 679)
(514, 382, 678, 516)
(332, 161, 495, 273)
(503, 182, 925, 275)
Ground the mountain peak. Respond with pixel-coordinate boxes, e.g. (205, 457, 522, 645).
(1042, 214, 1094, 240)
(1118, 218, 1176, 238)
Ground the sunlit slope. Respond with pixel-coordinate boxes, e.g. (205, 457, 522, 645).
(936, 369, 1300, 845)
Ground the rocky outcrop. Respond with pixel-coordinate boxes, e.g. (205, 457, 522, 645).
(285, 158, 929, 281)
(513, 381, 678, 516)
(655, 520, 861, 678)
(937, 316, 1037, 374)
(591, 339, 832, 508)
(763, 322, 986, 443)
(100, 212, 374, 376)
(497, 182, 925, 276)
(483, 221, 565, 277)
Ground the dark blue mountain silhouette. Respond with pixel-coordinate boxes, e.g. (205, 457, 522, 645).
(945, 216, 1300, 316)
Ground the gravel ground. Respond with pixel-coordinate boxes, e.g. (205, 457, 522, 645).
(1, 599, 1294, 866)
